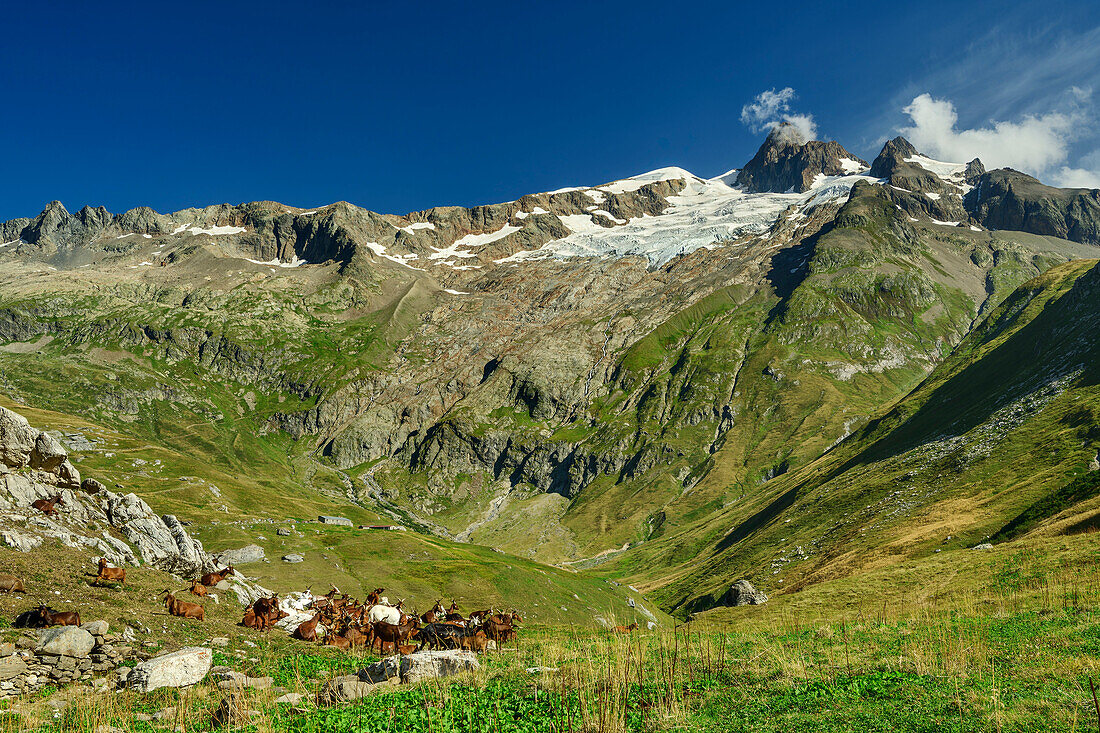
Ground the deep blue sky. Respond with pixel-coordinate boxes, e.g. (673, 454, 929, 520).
(3, 1, 1099, 221)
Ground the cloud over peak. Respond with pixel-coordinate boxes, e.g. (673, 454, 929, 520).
(741, 87, 818, 143)
(899, 90, 1099, 188)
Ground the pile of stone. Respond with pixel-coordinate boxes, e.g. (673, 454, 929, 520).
(0, 621, 134, 698)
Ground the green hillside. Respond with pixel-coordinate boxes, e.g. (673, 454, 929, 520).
(621, 258, 1100, 613)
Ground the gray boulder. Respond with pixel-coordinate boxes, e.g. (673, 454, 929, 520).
(214, 544, 265, 565)
(127, 647, 212, 692)
(37, 626, 95, 658)
(81, 478, 108, 494)
(720, 580, 768, 607)
(358, 656, 400, 684)
(282, 553, 304, 563)
(317, 675, 382, 705)
(973, 543, 994, 550)
(31, 432, 68, 472)
(80, 620, 109, 636)
(276, 527, 291, 536)
(399, 650, 480, 683)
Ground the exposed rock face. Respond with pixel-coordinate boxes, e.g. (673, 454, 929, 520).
(0, 529, 42, 552)
(0, 406, 80, 487)
(736, 123, 867, 193)
(869, 136, 974, 222)
(965, 168, 1100, 245)
(105, 495, 213, 577)
(127, 647, 212, 692)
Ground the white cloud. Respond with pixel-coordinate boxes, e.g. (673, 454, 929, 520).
(1053, 166, 1100, 189)
(740, 87, 818, 142)
(898, 92, 1099, 188)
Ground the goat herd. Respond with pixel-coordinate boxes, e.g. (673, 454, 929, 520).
(243, 585, 523, 655)
(4, 560, 524, 657)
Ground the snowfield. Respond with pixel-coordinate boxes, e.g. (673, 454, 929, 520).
(904, 154, 973, 194)
(500, 167, 880, 266)
(171, 224, 248, 236)
(245, 254, 306, 268)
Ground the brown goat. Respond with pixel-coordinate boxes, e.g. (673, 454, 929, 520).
(38, 605, 80, 627)
(613, 622, 639, 633)
(444, 599, 464, 622)
(0, 574, 26, 593)
(468, 630, 491, 653)
(323, 621, 352, 650)
(372, 619, 419, 653)
(242, 595, 286, 630)
(189, 580, 207, 597)
(95, 558, 126, 585)
(293, 611, 323, 642)
(199, 565, 235, 587)
(163, 591, 205, 621)
(31, 494, 64, 517)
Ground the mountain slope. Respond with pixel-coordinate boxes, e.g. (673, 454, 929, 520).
(626, 258, 1100, 612)
(1, 129, 1097, 585)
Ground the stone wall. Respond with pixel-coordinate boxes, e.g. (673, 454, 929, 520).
(0, 621, 134, 699)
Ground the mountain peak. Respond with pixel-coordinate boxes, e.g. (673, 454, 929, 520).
(764, 121, 811, 148)
(735, 127, 867, 193)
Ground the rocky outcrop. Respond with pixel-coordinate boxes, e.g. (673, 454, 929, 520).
(0, 406, 80, 487)
(965, 168, 1100, 245)
(869, 136, 976, 222)
(736, 123, 867, 193)
(103, 494, 212, 577)
(0, 404, 214, 576)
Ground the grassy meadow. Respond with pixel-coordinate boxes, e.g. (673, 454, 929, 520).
(5, 534, 1100, 732)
